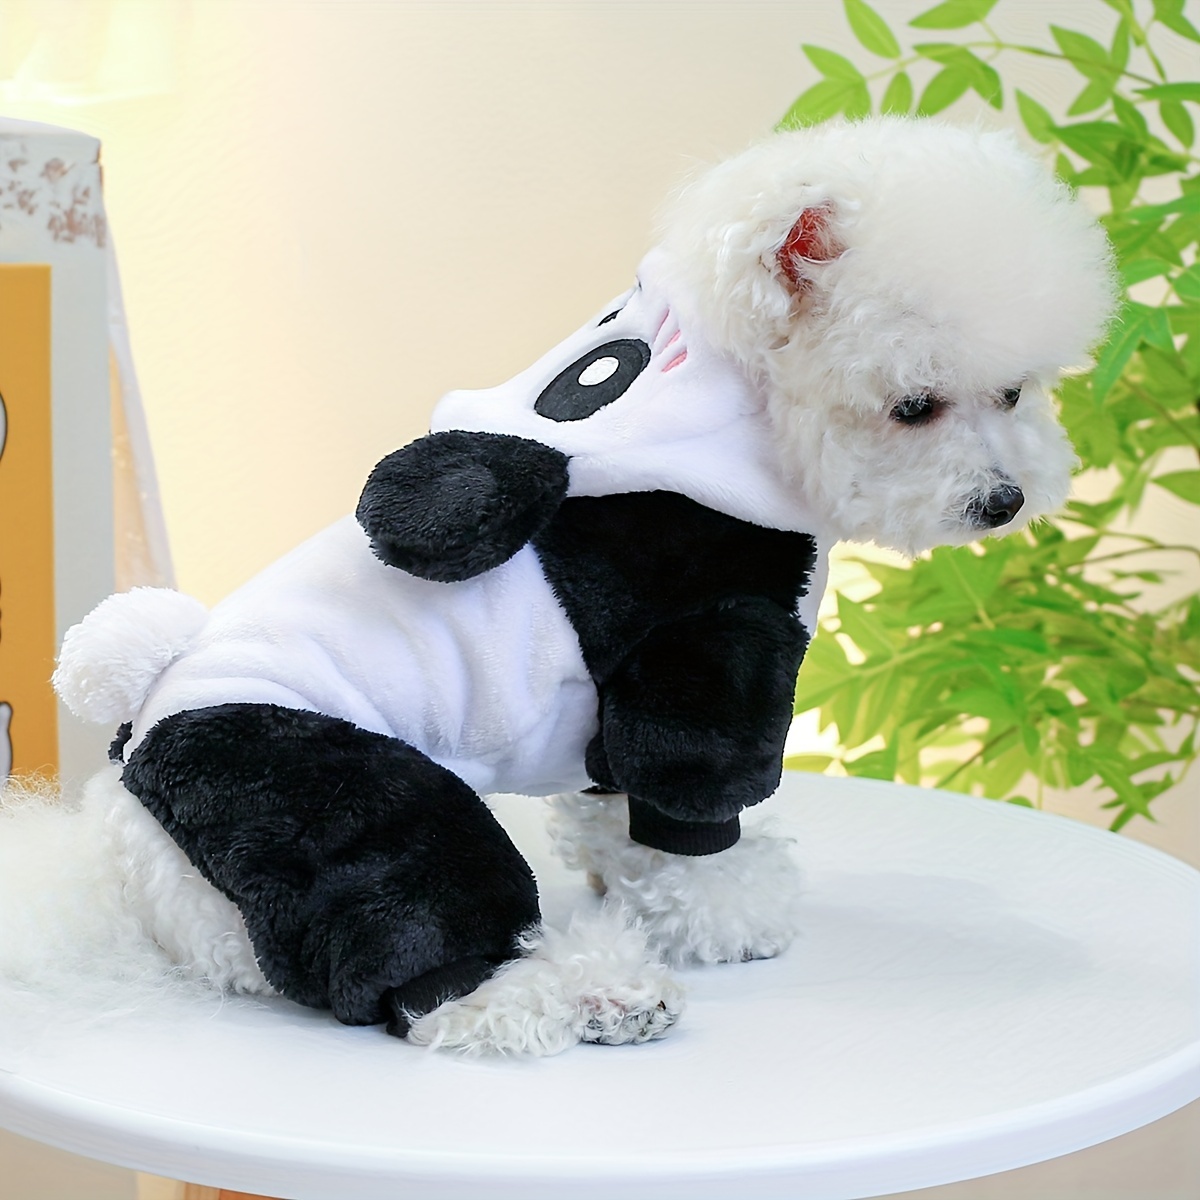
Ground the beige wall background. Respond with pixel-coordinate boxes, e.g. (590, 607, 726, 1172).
(0, 1, 1197, 1197)
(4, 0, 1186, 859)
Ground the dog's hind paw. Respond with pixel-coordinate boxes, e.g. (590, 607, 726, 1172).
(403, 906, 684, 1055)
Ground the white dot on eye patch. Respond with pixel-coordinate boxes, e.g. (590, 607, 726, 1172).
(578, 356, 619, 386)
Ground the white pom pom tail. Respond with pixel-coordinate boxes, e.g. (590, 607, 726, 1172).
(53, 588, 209, 724)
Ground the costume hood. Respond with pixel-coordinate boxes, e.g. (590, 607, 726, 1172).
(430, 249, 827, 539)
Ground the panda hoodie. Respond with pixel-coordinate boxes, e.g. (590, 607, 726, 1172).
(70, 248, 829, 847)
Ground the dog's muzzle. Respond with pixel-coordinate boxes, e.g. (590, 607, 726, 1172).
(967, 484, 1025, 530)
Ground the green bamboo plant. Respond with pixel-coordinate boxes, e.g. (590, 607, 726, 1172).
(781, 0, 1200, 830)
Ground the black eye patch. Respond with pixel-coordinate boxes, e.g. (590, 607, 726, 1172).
(534, 339, 651, 422)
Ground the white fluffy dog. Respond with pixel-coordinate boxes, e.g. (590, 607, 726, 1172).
(3, 119, 1114, 1055)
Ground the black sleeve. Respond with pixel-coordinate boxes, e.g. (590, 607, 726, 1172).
(585, 596, 810, 854)
(356, 430, 570, 582)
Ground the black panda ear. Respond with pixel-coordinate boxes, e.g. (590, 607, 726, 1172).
(775, 204, 842, 295)
(356, 431, 569, 582)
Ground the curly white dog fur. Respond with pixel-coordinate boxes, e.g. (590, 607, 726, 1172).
(406, 907, 685, 1054)
(548, 792, 803, 967)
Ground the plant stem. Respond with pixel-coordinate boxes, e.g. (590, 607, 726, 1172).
(936, 726, 1020, 789)
(1123, 380, 1200, 451)
(1141, 18, 1169, 82)
(1086, 544, 1200, 565)
(944, 552, 996, 630)
(966, 40, 1161, 87)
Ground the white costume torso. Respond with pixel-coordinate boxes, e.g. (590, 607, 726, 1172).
(131, 521, 597, 796)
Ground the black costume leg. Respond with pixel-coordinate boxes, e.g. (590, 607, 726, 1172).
(121, 703, 539, 1035)
(584, 597, 807, 854)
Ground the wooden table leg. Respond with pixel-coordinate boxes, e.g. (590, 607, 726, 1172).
(182, 1186, 280, 1200)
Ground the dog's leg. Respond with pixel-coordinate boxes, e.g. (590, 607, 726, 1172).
(119, 706, 685, 1054)
(405, 903, 684, 1055)
(547, 791, 803, 967)
(91, 764, 274, 994)
(121, 704, 541, 1032)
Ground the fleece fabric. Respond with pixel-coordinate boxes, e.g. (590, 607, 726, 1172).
(431, 248, 833, 542)
(112, 245, 832, 1024)
(127, 248, 828, 805)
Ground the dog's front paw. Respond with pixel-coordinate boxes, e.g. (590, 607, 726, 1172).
(578, 985, 684, 1046)
(548, 792, 804, 967)
(403, 906, 684, 1055)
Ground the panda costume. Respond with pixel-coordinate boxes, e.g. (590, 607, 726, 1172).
(74, 246, 827, 1036)
(43, 118, 1122, 1050)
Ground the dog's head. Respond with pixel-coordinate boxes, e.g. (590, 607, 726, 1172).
(658, 117, 1118, 554)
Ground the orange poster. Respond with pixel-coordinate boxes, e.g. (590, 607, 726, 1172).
(0, 264, 57, 780)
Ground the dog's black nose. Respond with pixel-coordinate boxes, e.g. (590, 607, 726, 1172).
(980, 484, 1024, 528)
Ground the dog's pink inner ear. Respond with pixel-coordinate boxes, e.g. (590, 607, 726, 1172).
(777, 205, 841, 292)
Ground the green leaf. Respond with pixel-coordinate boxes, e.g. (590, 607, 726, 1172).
(836, 598, 898, 659)
(1120, 256, 1175, 285)
(916, 67, 971, 115)
(844, 743, 899, 780)
(1112, 94, 1148, 136)
(1168, 212, 1200, 253)
(912, 41, 967, 64)
(1015, 90, 1055, 143)
(783, 753, 835, 773)
(1050, 25, 1115, 82)
(1055, 151, 1078, 185)
(1101, 0, 1137, 24)
(1068, 78, 1115, 116)
(803, 44, 866, 82)
(1152, 470, 1200, 503)
(1153, 0, 1200, 43)
(845, 83, 874, 120)
(1108, 175, 1141, 212)
(973, 62, 1002, 107)
(881, 71, 914, 114)
(1125, 192, 1200, 222)
(1175, 262, 1200, 301)
(909, 0, 998, 30)
(1111, 19, 1131, 73)
(778, 80, 859, 128)
(1055, 121, 1140, 177)
(844, 0, 901, 58)
(912, 43, 1002, 106)
(1091, 304, 1158, 401)
(943, 687, 1020, 726)
(1135, 83, 1200, 101)
(1161, 100, 1195, 147)
(1104, 0, 1149, 46)
(1142, 306, 1175, 349)
(774, 16, 1200, 829)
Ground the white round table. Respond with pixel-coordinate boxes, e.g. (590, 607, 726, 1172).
(1, 774, 1197, 1200)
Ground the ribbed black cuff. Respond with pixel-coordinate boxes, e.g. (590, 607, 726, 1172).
(627, 797, 741, 856)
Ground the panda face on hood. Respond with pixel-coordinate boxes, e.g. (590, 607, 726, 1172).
(429, 249, 826, 538)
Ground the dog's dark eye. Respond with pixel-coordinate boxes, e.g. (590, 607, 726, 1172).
(535, 339, 651, 422)
(1000, 386, 1022, 409)
(890, 393, 942, 426)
